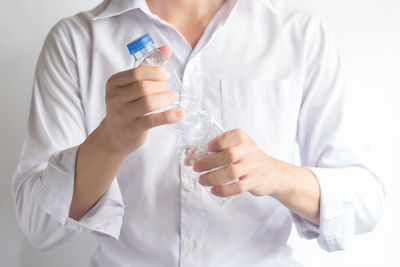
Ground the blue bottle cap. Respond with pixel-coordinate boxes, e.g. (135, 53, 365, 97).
(127, 34, 154, 55)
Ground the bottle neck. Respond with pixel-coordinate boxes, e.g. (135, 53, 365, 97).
(133, 45, 158, 63)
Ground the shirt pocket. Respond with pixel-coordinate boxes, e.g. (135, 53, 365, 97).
(220, 79, 299, 160)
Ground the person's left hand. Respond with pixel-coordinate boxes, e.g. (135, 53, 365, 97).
(191, 129, 288, 198)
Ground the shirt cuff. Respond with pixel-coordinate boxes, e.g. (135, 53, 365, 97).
(291, 167, 356, 252)
(32, 146, 125, 239)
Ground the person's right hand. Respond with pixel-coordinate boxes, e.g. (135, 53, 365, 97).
(99, 46, 184, 157)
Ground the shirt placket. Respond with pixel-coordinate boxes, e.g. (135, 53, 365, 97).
(179, 58, 205, 267)
(135, 2, 236, 265)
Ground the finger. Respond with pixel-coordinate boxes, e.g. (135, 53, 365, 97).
(198, 161, 249, 187)
(193, 145, 245, 172)
(184, 147, 196, 166)
(108, 66, 170, 87)
(211, 175, 254, 197)
(184, 155, 195, 166)
(137, 109, 184, 130)
(113, 80, 169, 103)
(185, 147, 196, 157)
(132, 90, 179, 117)
(157, 45, 172, 60)
(208, 129, 251, 152)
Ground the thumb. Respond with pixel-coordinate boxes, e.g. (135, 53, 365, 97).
(158, 45, 172, 60)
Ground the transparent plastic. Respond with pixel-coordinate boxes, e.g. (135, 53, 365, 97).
(131, 40, 236, 206)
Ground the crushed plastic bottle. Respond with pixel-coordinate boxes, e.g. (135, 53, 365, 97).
(127, 34, 236, 206)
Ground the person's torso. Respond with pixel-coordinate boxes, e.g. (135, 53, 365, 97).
(65, 0, 313, 266)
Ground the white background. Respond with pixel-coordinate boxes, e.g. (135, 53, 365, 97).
(0, 0, 399, 266)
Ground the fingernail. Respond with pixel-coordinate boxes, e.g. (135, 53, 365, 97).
(164, 70, 171, 79)
(211, 187, 218, 195)
(198, 176, 205, 185)
(170, 91, 180, 102)
(175, 110, 184, 119)
(192, 161, 200, 172)
(208, 143, 214, 152)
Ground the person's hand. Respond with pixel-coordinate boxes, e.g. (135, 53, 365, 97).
(192, 129, 290, 198)
(99, 46, 184, 156)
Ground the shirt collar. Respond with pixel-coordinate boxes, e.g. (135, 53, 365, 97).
(93, 0, 147, 21)
(93, 0, 277, 21)
(256, 0, 277, 14)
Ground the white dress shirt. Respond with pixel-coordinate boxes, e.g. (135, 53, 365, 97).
(12, 0, 385, 266)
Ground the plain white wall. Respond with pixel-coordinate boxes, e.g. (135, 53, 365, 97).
(0, 1, 101, 266)
(0, 0, 399, 266)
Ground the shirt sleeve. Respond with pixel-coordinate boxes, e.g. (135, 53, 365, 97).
(293, 18, 385, 252)
(12, 18, 125, 251)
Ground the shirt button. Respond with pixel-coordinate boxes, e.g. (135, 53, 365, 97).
(184, 181, 195, 192)
(186, 240, 196, 250)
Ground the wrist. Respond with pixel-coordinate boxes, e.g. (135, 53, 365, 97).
(83, 120, 128, 163)
(270, 163, 321, 225)
(72, 120, 128, 220)
(269, 159, 298, 202)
